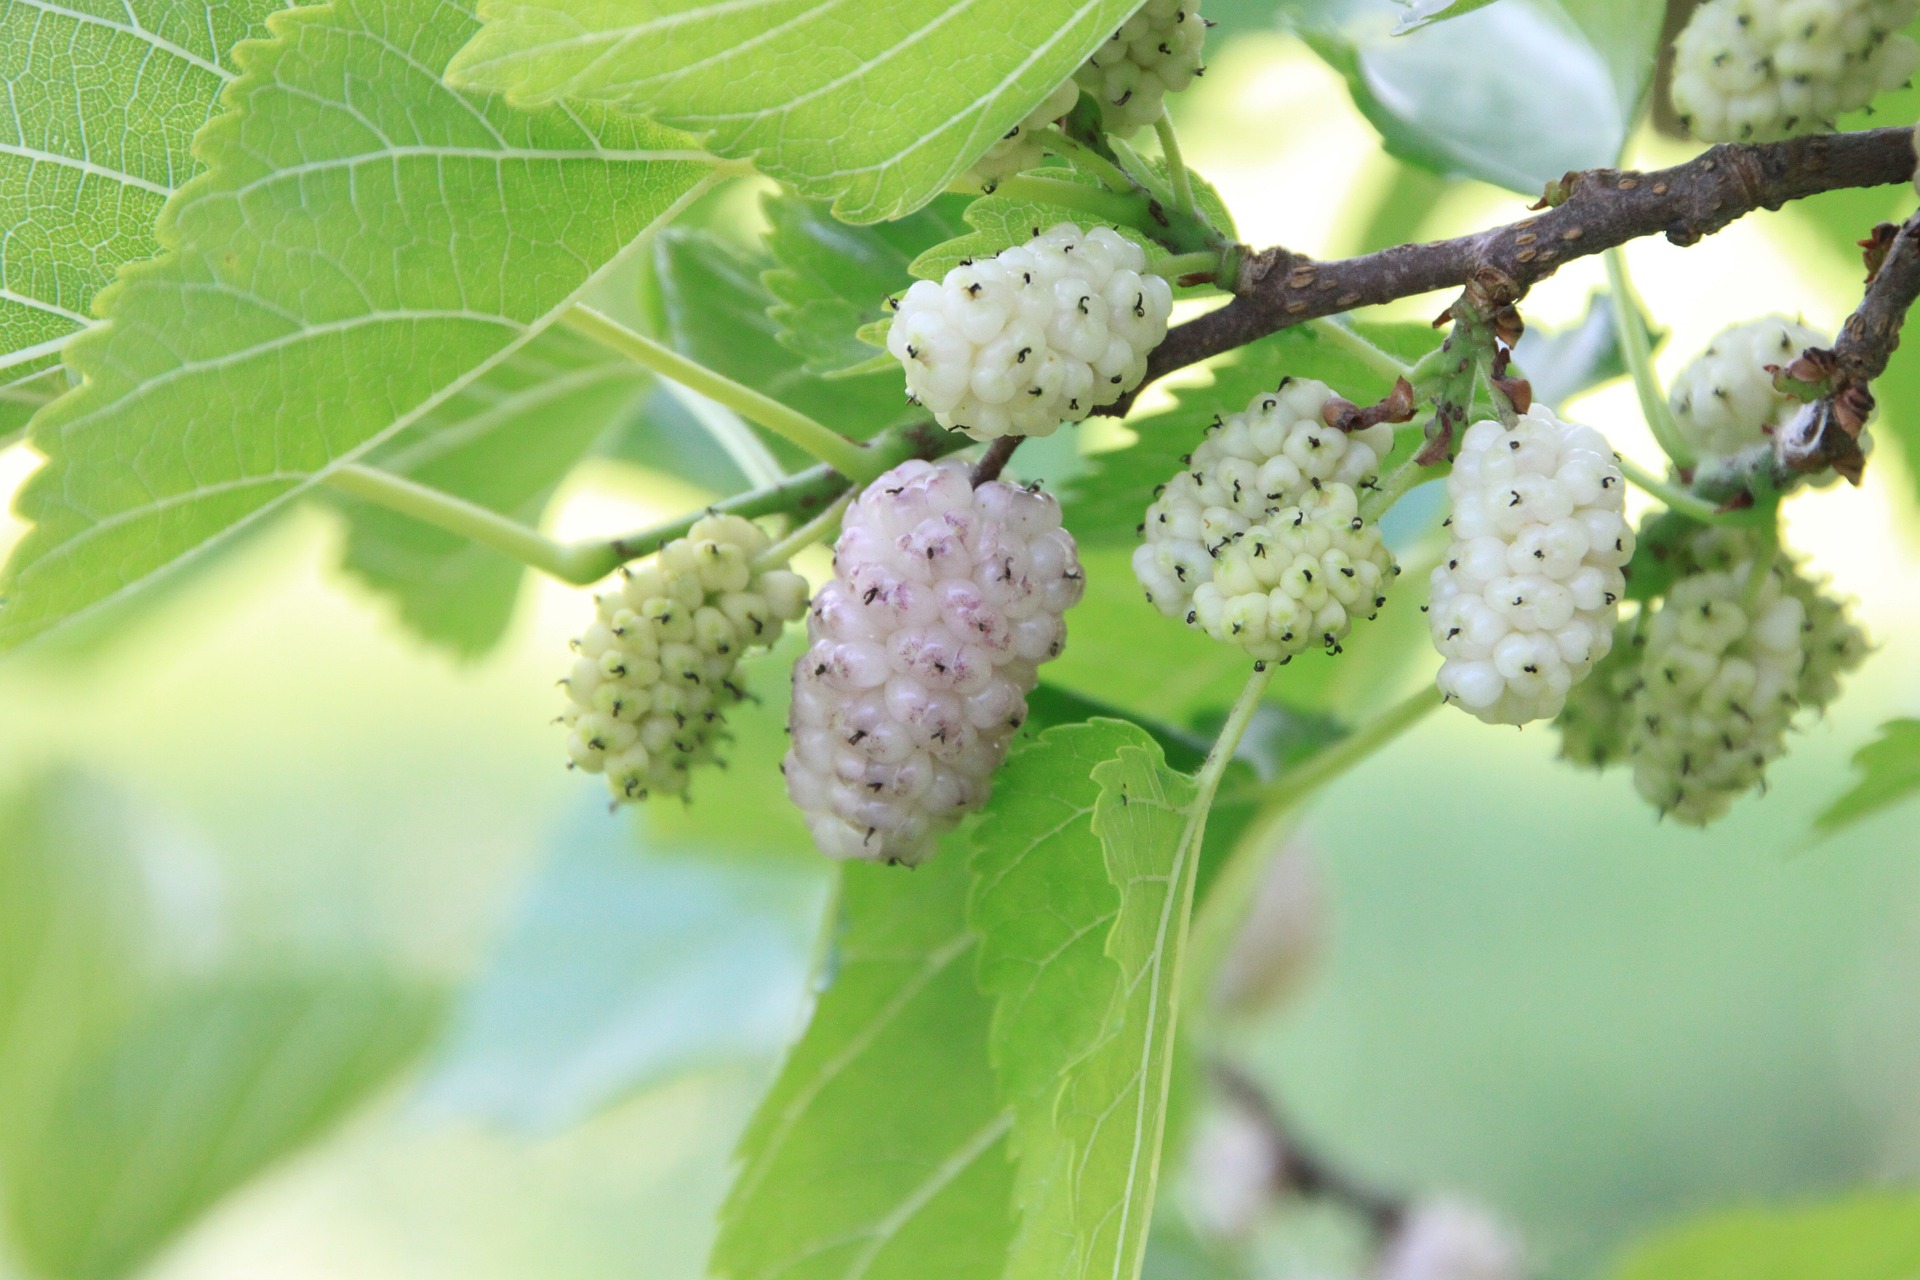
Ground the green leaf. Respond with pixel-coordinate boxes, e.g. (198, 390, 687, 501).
(1391, 0, 1502, 33)
(974, 724, 1208, 1280)
(1062, 321, 1438, 548)
(712, 851, 1016, 1280)
(1612, 1192, 1920, 1280)
(417, 802, 825, 1131)
(0, 369, 68, 448)
(446, 0, 1146, 222)
(656, 228, 916, 446)
(0, 0, 718, 650)
(0, 0, 290, 383)
(3, 971, 441, 1280)
(1814, 719, 1920, 837)
(762, 192, 972, 376)
(971, 722, 1142, 1117)
(336, 324, 648, 657)
(0, 773, 155, 1157)
(1292, 0, 1663, 193)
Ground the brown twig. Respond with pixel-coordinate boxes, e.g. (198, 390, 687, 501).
(1109, 126, 1917, 412)
(971, 434, 1023, 485)
(1211, 1061, 1406, 1237)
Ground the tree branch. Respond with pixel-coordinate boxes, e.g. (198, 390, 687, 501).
(1123, 126, 1918, 403)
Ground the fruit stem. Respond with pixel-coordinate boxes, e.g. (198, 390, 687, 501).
(1153, 115, 1197, 218)
(1604, 250, 1696, 470)
(323, 463, 610, 585)
(1358, 453, 1435, 524)
(1613, 453, 1755, 525)
(562, 305, 878, 481)
(756, 489, 855, 569)
(1158, 249, 1222, 277)
(1741, 515, 1780, 611)
(1311, 317, 1413, 380)
(1185, 684, 1442, 1000)
(1038, 128, 1136, 193)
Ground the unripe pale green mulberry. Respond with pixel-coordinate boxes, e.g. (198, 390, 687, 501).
(560, 515, 808, 803)
(1669, 315, 1829, 459)
(964, 80, 1082, 186)
(1076, 0, 1209, 133)
(1671, 0, 1920, 143)
(1133, 378, 1399, 663)
(1626, 555, 1806, 825)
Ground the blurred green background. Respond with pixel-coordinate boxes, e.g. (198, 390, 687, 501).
(3, 6, 1920, 1280)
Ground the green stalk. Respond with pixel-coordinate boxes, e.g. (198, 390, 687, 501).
(1613, 453, 1757, 525)
(1358, 453, 1437, 524)
(1312, 317, 1413, 381)
(324, 464, 612, 585)
(1188, 685, 1442, 996)
(1604, 250, 1695, 470)
(563, 306, 878, 481)
(1037, 127, 1135, 192)
(1153, 115, 1196, 218)
(1158, 249, 1223, 278)
(756, 489, 854, 569)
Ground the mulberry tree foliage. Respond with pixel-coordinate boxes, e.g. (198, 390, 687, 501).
(2, 0, 1919, 1278)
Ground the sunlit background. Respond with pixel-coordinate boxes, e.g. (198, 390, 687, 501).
(3, 7, 1919, 1280)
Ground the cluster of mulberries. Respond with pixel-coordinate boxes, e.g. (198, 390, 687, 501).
(1132, 379, 1399, 663)
(1670, 0, 1920, 142)
(886, 223, 1173, 441)
(1550, 529, 1868, 824)
(965, 81, 1082, 186)
(562, 516, 809, 803)
(1075, 0, 1210, 133)
(783, 460, 1083, 866)
(1668, 315, 1829, 459)
(1429, 407, 1634, 726)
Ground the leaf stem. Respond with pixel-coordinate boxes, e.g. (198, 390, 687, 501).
(1604, 250, 1695, 470)
(1037, 128, 1135, 193)
(1311, 317, 1413, 381)
(1613, 453, 1758, 525)
(324, 463, 610, 585)
(757, 488, 854, 569)
(1187, 685, 1442, 996)
(562, 305, 877, 480)
(1153, 115, 1196, 218)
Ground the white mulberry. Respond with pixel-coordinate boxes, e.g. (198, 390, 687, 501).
(1430, 407, 1634, 726)
(887, 223, 1172, 440)
(965, 80, 1081, 186)
(1669, 315, 1829, 459)
(1076, 0, 1209, 133)
(562, 516, 809, 803)
(1133, 379, 1399, 662)
(1671, 0, 1920, 142)
(783, 459, 1083, 865)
